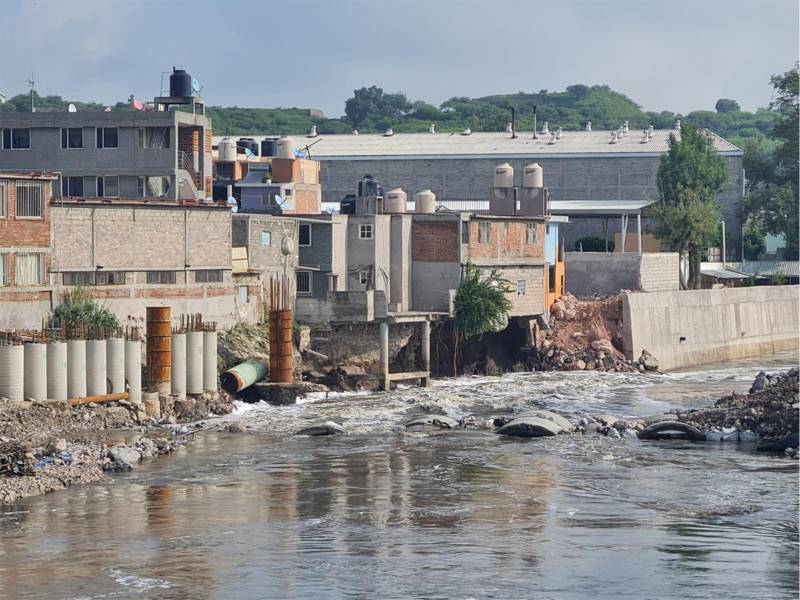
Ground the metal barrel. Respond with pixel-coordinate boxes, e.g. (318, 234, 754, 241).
(220, 360, 268, 394)
(146, 307, 171, 394)
(269, 309, 293, 383)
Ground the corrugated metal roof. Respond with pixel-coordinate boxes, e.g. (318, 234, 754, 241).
(212, 129, 741, 159)
(731, 261, 800, 277)
(701, 268, 750, 280)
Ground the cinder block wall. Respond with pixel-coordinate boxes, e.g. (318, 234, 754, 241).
(622, 285, 799, 370)
(565, 252, 679, 297)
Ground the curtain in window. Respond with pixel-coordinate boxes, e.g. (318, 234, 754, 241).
(15, 253, 42, 286)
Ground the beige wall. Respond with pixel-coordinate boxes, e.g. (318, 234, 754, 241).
(492, 265, 546, 317)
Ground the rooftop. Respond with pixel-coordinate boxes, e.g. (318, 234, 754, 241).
(213, 129, 741, 160)
(0, 172, 58, 180)
(51, 197, 228, 210)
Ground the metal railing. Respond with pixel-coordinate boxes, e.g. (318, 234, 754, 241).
(178, 151, 199, 184)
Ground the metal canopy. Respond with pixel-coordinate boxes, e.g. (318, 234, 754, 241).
(550, 199, 657, 254)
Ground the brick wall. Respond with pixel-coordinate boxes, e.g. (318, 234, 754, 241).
(0, 177, 52, 287)
(467, 219, 544, 261)
(411, 220, 459, 262)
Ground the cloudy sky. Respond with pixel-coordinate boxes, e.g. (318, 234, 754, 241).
(2, 0, 797, 117)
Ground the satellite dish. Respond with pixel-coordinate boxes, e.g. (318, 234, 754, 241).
(281, 236, 294, 257)
(244, 148, 257, 160)
(104, 106, 112, 112)
(191, 78, 201, 93)
(67, 103, 77, 112)
(227, 196, 238, 213)
(132, 99, 144, 111)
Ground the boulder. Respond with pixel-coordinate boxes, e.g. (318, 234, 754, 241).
(517, 410, 573, 432)
(574, 359, 586, 370)
(497, 416, 562, 438)
(405, 414, 459, 430)
(638, 421, 705, 441)
(294, 421, 346, 436)
(108, 446, 142, 470)
(757, 432, 799, 453)
(749, 371, 768, 394)
(591, 339, 616, 355)
(639, 350, 659, 371)
(227, 422, 249, 433)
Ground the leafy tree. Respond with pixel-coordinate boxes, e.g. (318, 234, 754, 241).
(742, 65, 799, 257)
(650, 123, 727, 288)
(715, 98, 741, 113)
(453, 263, 511, 339)
(742, 221, 766, 260)
(344, 86, 410, 128)
(53, 288, 120, 337)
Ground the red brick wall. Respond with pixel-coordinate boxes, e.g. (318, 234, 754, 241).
(412, 220, 460, 262)
(467, 220, 544, 260)
(205, 129, 212, 153)
(0, 177, 52, 286)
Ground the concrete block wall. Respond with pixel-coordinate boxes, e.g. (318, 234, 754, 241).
(565, 252, 679, 297)
(622, 285, 799, 370)
(493, 265, 546, 316)
(639, 253, 680, 292)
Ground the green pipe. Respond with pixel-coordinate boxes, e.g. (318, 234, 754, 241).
(220, 360, 267, 394)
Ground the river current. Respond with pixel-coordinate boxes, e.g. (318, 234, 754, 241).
(0, 352, 797, 599)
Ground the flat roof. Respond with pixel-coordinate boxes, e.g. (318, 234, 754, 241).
(213, 129, 741, 160)
(550, 199, 655, 217)
(0, 172, 58, 180)
(51, 197, 228, 210)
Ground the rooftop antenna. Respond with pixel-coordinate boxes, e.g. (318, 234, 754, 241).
(532, 105, 537, 139)
(27, 74, 35, 112)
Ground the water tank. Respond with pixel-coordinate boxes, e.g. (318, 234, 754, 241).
(494, 163, 514, 188)
(358, 174, 383, 197)
(340, 194, 356, 214)
(523, 163, 543, 188)
(385, 188, 407, 213)
(169, 67, 192, 98)
(415, 189, 436, 213)
(261, 138, 278, 157)
(237, 137, 259, 155)
(277, 136, 295, 159)
(218, 137, 237, 162)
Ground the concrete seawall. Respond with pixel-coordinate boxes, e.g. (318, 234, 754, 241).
(622, 286, 799, 371)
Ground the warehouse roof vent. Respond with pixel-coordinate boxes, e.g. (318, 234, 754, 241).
(506, 122, 513, 134)
(308, 125, 318, 138)
(610, 131, 619, 144)
(461, 127, 472, 136)
(541, 121, 549, 134)
(429, 123, 436, 134)
(675, 119, 682, 130)
(556, 127, 563, 139)
(623, 120, 629, 133)
(384, 128, 394, 137)
(585, 121, 592, 132)
(548, 131, 557, 145)
(352, 129, 359, 135)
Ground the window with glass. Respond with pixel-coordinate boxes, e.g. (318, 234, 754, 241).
(146, 271, 177, 284)
(96, 127, 118, 148)
(461, 221, 470, 244)
(195, 270, 223, 283)
(15, 181, 44, 217)
(0, 254, 7, 286)
(61, 128, 83, 149)
(526, 223, 538, 245)
(516, 280, 526, 296)
(359, 224, 373, 239)
(296, 271, 311, 294)
(299, 224, 311, 246)
(261, 231, 272, 246)
(0, 181, 7, 218)
(62, 271, 124, 286)
(478, 222, 491, 243)
(2, 128, 30, 149)
(14, 253, 44, 286)
(359, 269, 373, 288)
(100, 176, 119, 198)
(62, 176, 83, 197)
(138, 127, 170, 149)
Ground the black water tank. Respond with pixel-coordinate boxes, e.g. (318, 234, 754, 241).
(261, 138, 278, 157)
(236, 138, 259, 155)
(340, 194, 356, 215)
(358, 174, 383, 197)
(169, 67, 192, 97)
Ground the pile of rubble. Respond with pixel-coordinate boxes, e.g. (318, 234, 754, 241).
(537, 293, 657, 373)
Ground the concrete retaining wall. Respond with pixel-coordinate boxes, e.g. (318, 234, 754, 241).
(566, 252, 679, 297)
(622, 286, 799, 371)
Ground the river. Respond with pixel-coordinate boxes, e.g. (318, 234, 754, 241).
(0, 353, 797, 599)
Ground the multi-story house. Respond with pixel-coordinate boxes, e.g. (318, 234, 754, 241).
(0, 107, 212, 201)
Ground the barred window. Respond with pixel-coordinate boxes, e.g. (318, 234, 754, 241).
(0, 181, 7, 218)
(359, 269, 373, 288)
(516, 280, 527, 296)
(195, 269, 223, 283)
(62, 271, 124, 286)
(359, 224, 373, 240)
(296, 271, 311, 294)
(15, 253, 44, 286)
(526, 223, 538, 245)
(0, 254, 7, 286)
(146, 271, 176, 284)
(478, 222, 491, 244)
(15, 181, 44, 217)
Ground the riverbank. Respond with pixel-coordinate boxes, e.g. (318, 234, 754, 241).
(0, 392, 235, 504)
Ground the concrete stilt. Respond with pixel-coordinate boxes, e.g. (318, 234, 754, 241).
(380, 321, 390, 391)
(421, 320, 431, 387)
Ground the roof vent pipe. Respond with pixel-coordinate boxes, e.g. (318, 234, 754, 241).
(610, 131, 618, 144)
(429, 123, 436, 134)
(548, 131, 557, 144)
(675, 119, 681, 130)
(352, 129, 359, 135)
(641, 130, 649, 143)
(541, 121, 549, 134)
(618, 126, 624, 138)
(384, 128, 394, 137)
(623, 120, 629, 133)
(585, 121, 592, 132)
(461, 127, 471, 136)
(556, 127, 562, 139)
(648, 125, 654, 138)
(308, 125, 318, 137)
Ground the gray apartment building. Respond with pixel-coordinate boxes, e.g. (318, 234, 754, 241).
(0, 109, 213, 201)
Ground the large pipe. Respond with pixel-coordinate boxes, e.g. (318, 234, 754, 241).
(171, 332, 187, 397)
(23, 343, 47, 401)
(68, 392, 128, 406)
(124, 339, 142, 403)
(67, 339, 87, 399)
(86, 339, 107, 396)
(106, 337, 126, 394)
(186, 330, 204, 395)
(203, 330, 218, 391)
(146, 307, 171, 395)
(46, 341, 68, 401)
(220, 360, 268, 394)
(0, 345, 24, 401)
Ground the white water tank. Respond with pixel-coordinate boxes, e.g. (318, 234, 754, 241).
(218, 137, 237, 162)
(385, 188, 407, 213)
(494, 163, 514, 188)
(277, 136, 295, 159)
(415, 189, 436, 213)
(523, 163, 544, 188)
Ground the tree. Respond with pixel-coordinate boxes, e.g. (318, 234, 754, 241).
(651, 123, 727, 288)
(742, 65, 799, 257)
(742, 221, 766, 260)
(715, 98, 740, 113)
(344, 86, 410, 128)
(53, 288, 120, 338)
(453, 263, 511, 339)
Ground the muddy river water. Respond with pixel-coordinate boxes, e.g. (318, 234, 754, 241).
(0, 353, 797, 599)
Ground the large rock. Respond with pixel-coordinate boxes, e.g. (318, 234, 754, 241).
(639, 350, 659, 371)
(295, 421, 346, 436)
(590, 339, 616, 355)
(405, 414, 459, 430)
(108, 446, 141, 470)
(497, 416, 563, 438)
(749, 371, 768, 394)
(638, 421, 705, 441)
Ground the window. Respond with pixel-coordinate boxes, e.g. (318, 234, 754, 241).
(137, 177, 145, 198)
(526, 223, 538, 245)
(296, 271, 311, 294)
(478, 222, 491, 244)
(146, 271, 177, 284)
(284, 188, 293, 196)
(328, 274, 338, 291)
(261, 231, 272, 246)
(62, 176, 83, 197)
(461, 221, 470, 244)
(0, 254, 7, 286)
(15, 181, 44, 217)
(359, 224, 373, 240)
(96, 127, 118, 148)
(0, 181, 6, 218)
(62, 271, 125, 286)
(238, 285, 249, 304)
(14, 253, 44, 286)
(2, 128, 30, 149)
(299, 224, 311, 246)
(260, 192, 277, 207)
(359, 269, 373, 288)
(138, 127, 170, 149)
(100, 176, 119, 198)
(516, 280, 526, 296)
(504, 222, 510, 237)
(61, 127, 83, 149)
(195, 269, 223, 283)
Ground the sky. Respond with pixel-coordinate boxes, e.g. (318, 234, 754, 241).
(1, 0, 797, 117)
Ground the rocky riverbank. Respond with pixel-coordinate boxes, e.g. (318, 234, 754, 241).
(0, 391, 236, 504)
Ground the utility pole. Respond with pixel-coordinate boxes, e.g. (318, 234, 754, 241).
(28, 74, 35, 112)
(721, 220, 727, 268)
